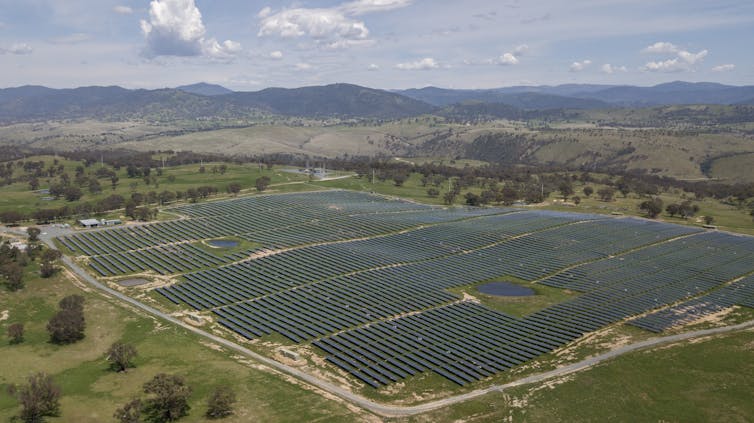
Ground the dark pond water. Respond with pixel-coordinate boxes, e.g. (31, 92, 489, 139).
(477, 281, 535, 297)
(208, 240, 239, 248)
(117, 278, 149, 287)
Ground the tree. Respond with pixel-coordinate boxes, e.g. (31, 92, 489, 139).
(464, 192, 481, 206)
(255, 176, 271, 192)
(10, 372, 61, 423)
(597, 187, 615, 202)
(442, 191, 456, 205)
(3, 262, 25, 291)
(572, 196, 581, 205)
(500, 186, 519, 206)
(107, 342, 138, 372)
(666, 203, 680, 217)
(558, 181, 574, 200)
(205, 386, 236, 419)
(583, 186, 594, 197)
(639, 197, 664, 218)
(8, 322, 24, 344)
(616, 178, 631, 197)
(47, 295, 85, 344)
(114, 398, 142, 423)
(40, 249, 62, 278)
(392, 173, 408, 187)
(426, 187, 439, 198)
(226, 183, 241, 195)
(27, 227, 41, 243)
(703, 215, 715, 225)
(59, 294, 84, 312)
(142, 373, 192, 422)
(63, 186, 83, 202)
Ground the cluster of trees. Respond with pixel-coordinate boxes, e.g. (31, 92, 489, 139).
(1, 228, 59, 291)
(114, 375, 236, 422)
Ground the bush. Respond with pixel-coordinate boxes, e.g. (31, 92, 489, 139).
(206, 386, 236, 419)
(8, 322, 24, 344)
(10, 372, 61, 423)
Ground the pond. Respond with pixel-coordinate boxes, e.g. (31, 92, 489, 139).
(207, 239, 239, 248)
(477, 281, 535, 297)
(117, 278, 149, 287)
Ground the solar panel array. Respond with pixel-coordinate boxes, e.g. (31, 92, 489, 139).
(56, 191, 754, 388)
(628, 274, 754, 332)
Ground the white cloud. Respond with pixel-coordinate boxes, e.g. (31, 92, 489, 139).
(569, 59, 592, 72)
(258, 8, 369, 40)
(643, 41, 679, 54)
(395, 57, 439, 70)
(367, 63, 379, 71)
(641, 41, 708, 72)
(0, 43, 33, 55)
(113, 5, 134, 15)
(340, 0, 412, 15)
(677, 49, 707, 65)
(269, 50, 283, 60)
(257, 1, 411, 49)
(643, 58, 684, 72)
(498, 53, 519, 66)
(257, 7, 272, 18)
(489, 45, 527, 66)
(712, 64, 735, 72)
(601, 63, 627, 74)
(295, 62, 313, 71)
(140, 0, 241, 59)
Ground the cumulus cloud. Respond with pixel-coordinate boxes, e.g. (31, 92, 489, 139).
(677, 49, 708, 65)
(498, 53, 519, 65)
(257, 0, 411, 49)
(140, 0, 241, 59)
(642, 41, 679, 54)
(258, 8, 369, 40)
(569, 59, 592, 72)
(295, 62, 313, 71)
(642, 41, 708, 72)
(269, 50, 283, 60)
(601, 63, 627, 74)
(712, 64, 735, 72)
(395, 57, 439, 70)
(488, 44, 527, 66)
(367, 63, 380, 71)
(114, 5, 134, 15)
(0, 43, 33, 55)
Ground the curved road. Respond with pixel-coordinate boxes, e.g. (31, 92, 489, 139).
(33, 229, 754, 418)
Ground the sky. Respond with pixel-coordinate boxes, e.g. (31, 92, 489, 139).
(0, 0, 753, 90)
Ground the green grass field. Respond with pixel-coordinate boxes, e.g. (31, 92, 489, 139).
(0, 268, 365, 422)
(0, 155, 312, 216)
(408, 328, 754, 422)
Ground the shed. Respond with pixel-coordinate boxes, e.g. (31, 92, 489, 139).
(79, 219, 100, 228)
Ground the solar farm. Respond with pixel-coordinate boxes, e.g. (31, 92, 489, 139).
(58, 191, 754, 390)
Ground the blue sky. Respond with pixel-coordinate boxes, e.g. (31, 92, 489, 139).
(0, 0, 752, 90)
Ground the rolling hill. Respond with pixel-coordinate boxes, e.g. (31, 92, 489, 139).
(0, 83, 434, 122)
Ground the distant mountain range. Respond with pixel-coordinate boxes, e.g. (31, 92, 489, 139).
(395, 81, 754, 107)
(1, 81, 753, 123)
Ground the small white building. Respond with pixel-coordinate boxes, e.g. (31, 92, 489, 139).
(79, 219, 100, 228)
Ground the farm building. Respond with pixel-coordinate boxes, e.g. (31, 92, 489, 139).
(79, 219, 100, 228)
